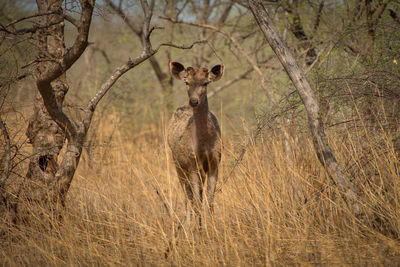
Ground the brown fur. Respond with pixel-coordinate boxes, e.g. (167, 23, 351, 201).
(168, 62, 223, 225)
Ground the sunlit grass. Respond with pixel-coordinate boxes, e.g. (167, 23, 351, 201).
(1, 109, 399, 265)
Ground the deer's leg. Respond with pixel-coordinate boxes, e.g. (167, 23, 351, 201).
(176, 167, 202, 228)
(176, 167, 194, 228)
(188, 171, 202, 227)
(206, 161, 218, 214)
(183, 182, 193, 226)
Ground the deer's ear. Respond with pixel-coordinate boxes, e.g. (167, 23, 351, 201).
(170, 62, 186, 80)
(209, 64, 224, 82)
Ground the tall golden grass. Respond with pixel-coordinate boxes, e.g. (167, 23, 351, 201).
(1, 110, 399, 266)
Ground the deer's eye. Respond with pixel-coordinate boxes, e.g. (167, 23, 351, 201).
(203, 82, 209, 86)
(184, 81, 189, 85)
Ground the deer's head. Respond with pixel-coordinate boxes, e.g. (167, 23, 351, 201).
(170, 62, 224, 108)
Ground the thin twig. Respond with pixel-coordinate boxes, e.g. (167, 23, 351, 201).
(5, 10, 60, 28)
(160, 16, 274, 102)
(208, 68, 253, 98)
(0, 18, 64, 35)
(157, 39, 207, 50)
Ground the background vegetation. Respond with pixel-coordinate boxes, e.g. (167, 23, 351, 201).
(1, 0, 400, 265)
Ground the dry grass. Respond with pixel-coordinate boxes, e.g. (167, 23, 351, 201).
(1, 112, 400, 266)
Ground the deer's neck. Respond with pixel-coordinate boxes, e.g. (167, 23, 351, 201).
(192, 98, 210, 147)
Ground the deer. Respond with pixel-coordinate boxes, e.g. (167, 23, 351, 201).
(168, 61, 224, 227)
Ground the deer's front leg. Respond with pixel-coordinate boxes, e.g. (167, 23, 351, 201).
(206, 162, 218, 214)
(188, 171, 202, 227)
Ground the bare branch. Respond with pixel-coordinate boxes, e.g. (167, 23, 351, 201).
(248, 0, 360, 215)
(364, 0, 388, 41)
(83, 50, 155, 131)
(373, 1, 389, 28)
(91, 47, 111, 64)
(0, 17, 63, 35)
(62, 0, 95, 73)
(389, 9, 400, 24)
(203, 1, 235, 60)
(217, 1, 234, 24)
(36, 0, 94, 82)
(175, 0, 190, 19)
(105, 0, 142, 36)
(140, 0, 155, 53)
(0, 72, 33, 91)
(63, 14, 79, 28)
(107, 0, 177, 99)
(310, 0, 324, 39)
(365, 0, 375, 40)
(84, 37, 206, 131)
(0, 117, 11, 188)
(157, 39, 207, 50)
(283, 1, 318, 66)
(208, 68, 253, 98)
(36, 0, 95, 139)
(160, 16, 274, 102)
(305, 43, 334, 75)
(5, 10, 60, 28)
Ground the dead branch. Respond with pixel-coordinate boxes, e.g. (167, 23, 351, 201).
(0, 17, 63, 35)
(204, 2, 235, 60)
(83, 37, 206, 131)
(83, 0, 153, 130)
(248, 0, 360, 215)
(91, 47, 111, 64)
(160, 16, 274, 102)
(106, 0, 175, 103)
(4, 10, 60, 28)
(84, 0, 204, 130)
(310, 0, 325, 39)
(279, 0, 318, 66)
(208, 68, 253, 98)
(157, 40, 207, 50)
(0, 117, 11, 188)
(389, 9, 400, 24)
(83, 51, 156, 130)
(105, 0, 142, 36)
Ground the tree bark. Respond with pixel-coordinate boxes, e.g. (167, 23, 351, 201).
(247, 0, 359, 214)
(25, 0, 68, 205)
(18, 0, 173, 214)
(3, 0, 222, 219)
(20, 0, 95, 214)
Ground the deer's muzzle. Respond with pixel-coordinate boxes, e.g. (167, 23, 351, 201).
(189, 98, 199, 107)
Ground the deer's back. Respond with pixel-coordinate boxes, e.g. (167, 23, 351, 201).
(168, 105, 221, 170)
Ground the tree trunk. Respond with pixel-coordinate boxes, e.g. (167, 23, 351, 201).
(17, 0, 162, 217)
(25, 0, 68, 206)
(3, 0, 194, 221)
(247, 0, 360, 214)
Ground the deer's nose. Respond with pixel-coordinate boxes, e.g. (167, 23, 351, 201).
(189, 98, 199, 107)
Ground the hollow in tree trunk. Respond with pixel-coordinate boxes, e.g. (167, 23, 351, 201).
(25, 0, 68, 208)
